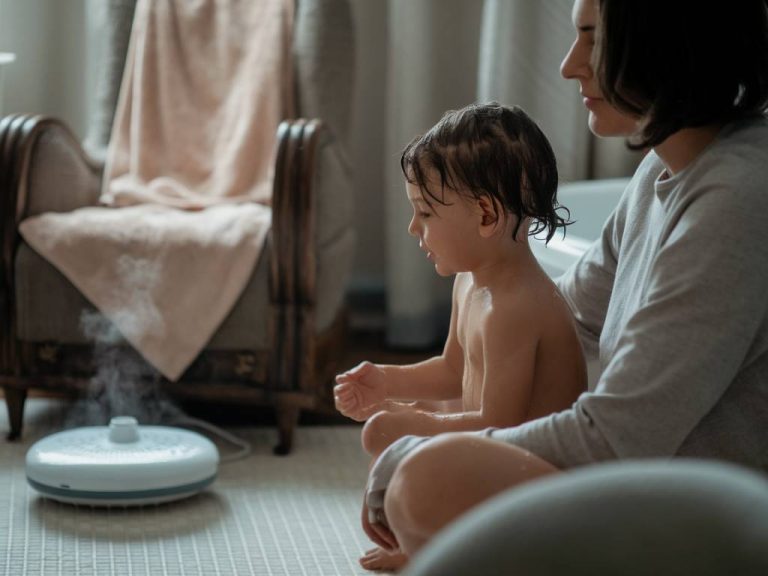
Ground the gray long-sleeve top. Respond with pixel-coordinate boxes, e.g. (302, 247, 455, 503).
(368, 115, 768, 503)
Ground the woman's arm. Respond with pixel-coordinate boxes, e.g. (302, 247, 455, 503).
(367, 151, 768, 496)
(494, 167, 768, 467)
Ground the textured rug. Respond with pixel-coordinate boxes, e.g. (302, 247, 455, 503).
(0, 399, 379, 576)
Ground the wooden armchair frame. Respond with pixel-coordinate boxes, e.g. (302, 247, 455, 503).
(0, 114, 347, 454)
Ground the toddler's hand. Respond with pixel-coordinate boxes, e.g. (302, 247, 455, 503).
(334, 361, 388, 421)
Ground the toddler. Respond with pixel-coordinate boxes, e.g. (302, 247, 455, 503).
(335, 102, 587, 571)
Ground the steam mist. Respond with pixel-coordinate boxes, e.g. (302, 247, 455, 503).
(66, 255, 185, 428)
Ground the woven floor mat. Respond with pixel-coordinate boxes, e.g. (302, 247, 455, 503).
(0, 399, 381, 575)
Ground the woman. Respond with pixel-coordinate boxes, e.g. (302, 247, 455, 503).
(362, 0, 768, 569)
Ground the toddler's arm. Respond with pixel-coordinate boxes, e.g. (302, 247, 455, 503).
(335, 275, 466, 421)
(387, 308, 541, 435)
(334, 356, 463, 421)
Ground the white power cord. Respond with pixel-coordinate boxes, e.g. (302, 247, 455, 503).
(171, 416, 252, 462)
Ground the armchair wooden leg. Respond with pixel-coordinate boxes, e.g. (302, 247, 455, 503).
(3, 386, 27, 441)
(273, 403, 300, 456)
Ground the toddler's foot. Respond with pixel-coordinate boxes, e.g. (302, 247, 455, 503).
(360, 547, 408, 572)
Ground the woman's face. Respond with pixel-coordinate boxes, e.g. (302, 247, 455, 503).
(560, 0, 638, 137)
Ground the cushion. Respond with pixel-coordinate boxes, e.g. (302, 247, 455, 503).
(405, 459, 768, 576)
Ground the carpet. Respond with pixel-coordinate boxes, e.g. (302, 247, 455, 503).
(0, 399, 380, 576)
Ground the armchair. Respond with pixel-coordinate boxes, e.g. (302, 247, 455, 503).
(0, 0, 356, 454)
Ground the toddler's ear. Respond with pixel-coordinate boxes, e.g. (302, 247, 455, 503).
(477, 196, 501, 238)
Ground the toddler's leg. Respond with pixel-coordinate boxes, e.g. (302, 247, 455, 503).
(359, 401, 461, 572)
(361, 399, 463, 458)
(359, 547, 409, 572)
(383, 433, 558, 557)
(361, 409, 420, 458)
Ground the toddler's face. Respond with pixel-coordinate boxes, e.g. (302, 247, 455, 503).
(405, 181, 480, 277)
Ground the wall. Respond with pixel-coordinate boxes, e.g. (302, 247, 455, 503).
(348, 0, 388, 297)
(0, 0, 100, 140)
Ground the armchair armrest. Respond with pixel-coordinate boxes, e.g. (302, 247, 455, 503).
(269, 119, 355, 393)
(0, 115, 103, 225)
(270, 119, 317, 311)
(269, 119, 315, 392)
(0, 114, 103, 372)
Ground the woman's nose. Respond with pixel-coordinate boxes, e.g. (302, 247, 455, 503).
(560, 39, 590, 81)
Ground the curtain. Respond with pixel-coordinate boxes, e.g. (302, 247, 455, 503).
(479, 0, 589, 182)
(384, 0, 484, 348)
(383, 0, 639, 348)
(0, 0, 94, 140)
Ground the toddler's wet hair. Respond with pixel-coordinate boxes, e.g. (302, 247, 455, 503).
(401, 102, 570, 243)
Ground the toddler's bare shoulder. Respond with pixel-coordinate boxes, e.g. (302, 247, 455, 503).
(481, 292, 542, 341)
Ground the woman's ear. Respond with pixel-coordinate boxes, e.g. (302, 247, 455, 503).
(476, 196, 501, 238)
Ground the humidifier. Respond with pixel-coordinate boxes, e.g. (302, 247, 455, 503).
(25, 416, 219, 506)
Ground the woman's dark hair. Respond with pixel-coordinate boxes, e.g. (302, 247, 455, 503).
(595, 0, 768, 149)
(400, 102, 570, 244)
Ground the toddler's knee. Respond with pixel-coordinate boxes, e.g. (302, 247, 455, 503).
(384, 434, 469, 538)
(361, 410, 391, 456)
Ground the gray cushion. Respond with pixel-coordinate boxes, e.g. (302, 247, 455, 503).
(405, 460, 768, 576)
(316, 228, 356, 331)
(26, 126, 102, 219)
(314, 132, 354, 248)
(294, 0, 355, 148)
(16, 222, 352, 348)
(16, 239, 269, 350)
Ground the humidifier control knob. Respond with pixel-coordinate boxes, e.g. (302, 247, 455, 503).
(109, 416, 140, 443)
